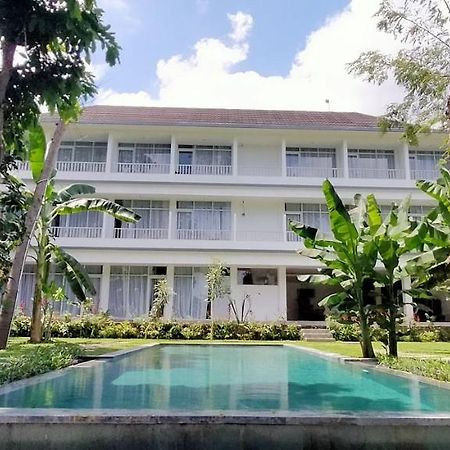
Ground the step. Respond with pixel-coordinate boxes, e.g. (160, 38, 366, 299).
(302, 328, 335, 342)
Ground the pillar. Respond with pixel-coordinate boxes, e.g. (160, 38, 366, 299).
(402, 277, 415, 324)
(164, 265, 175, 319)
(278, 266, 287, 320)
(98, 264, 111, 313)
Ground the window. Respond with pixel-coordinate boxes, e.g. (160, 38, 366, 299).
(57, 141, 107, 172)
(173, 267, 209, 319)
(109, 266, 166, 318)
(177, 144, 232, 175)
(237, 268, 278, 285)
(117, 142, 171, 173)
(285, 203, 330, 241)
(176, 201, 231, 240)
(286, 147, 338, 177)
(114, 200, 169, 239)
(409, 205, 432, 221)
(409, 150, 443, 179)
(348, 149, 397, 179)
(54, 265, 102, 316)
(54, 211, 103, 238)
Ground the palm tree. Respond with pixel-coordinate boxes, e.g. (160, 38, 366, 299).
(29, 180, 140, 342)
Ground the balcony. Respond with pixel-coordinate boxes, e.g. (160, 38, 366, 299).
(176, 164, 232, 176)
(114, 228, 168, 239)
(410, 168, 440, 180)
(287, 166, 343, 178)
(116, 162, 171, 174)
(52, 226, 102, 238)
(56, 161, 106, 172)
(176, 229, 231, 240)
(348, 167, 404, 179)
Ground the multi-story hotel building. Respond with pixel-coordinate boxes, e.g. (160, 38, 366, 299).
(16, 106, 450, 323)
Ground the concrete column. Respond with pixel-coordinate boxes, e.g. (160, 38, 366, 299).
(232, 137, 238, 177)
(102, 214, 114, 239)
(401, 142, 411, 180)
(278, 266, 287, 320)
(164, 265, 175, 319)
(106, 133, 116, 173)
(170, 135, 177, 174)
(281, 139, 287, 177)
(168, 199, 177, 239)
(402, 276, 415, 324)
(99, 264, 111, 313)
(340, 139, 349, 179)
(229, 266, 238, 321)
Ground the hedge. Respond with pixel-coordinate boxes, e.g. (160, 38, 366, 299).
(10, 314, 304, 341)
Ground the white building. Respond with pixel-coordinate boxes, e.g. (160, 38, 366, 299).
(16, 106, 450, 323)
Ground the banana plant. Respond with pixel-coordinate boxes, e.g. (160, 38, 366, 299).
(404, 165, 450, 293)
(290, 180, 377, 358)
(29, 179, 140, 342)
(366, 195, 421, 357)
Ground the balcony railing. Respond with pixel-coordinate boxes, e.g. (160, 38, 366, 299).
(348, 167, 404, 179)
(114, 228, 168, 239)
(287, 166, 343, 178)
(52, 226, 102, 238)
(410, 168, 440, 180)
(176, 164, 232, 175)
(16, 161, 30, 171)
(236, 230, 285, 241)
(177, 229, 231, 240)
(116, 163, 170, 174)
(238, 166, 281, 177)
(286, 230, 302, 242)
(56, 161, 106, 172)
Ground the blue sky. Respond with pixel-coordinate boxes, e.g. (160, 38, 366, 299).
(94, 0, 401, 114)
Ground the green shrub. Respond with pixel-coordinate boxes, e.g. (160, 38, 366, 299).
(10, 314, 304, 341)
(327, 319, 360, 341)
(0, 343, 83, 385)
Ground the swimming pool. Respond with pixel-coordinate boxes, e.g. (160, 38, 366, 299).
(0, 344, 449, 414)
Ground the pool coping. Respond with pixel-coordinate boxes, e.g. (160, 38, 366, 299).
(0, 342, 449, 422)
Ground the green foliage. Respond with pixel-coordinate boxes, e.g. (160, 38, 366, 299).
(290, 180, 377, 358)
(378, 355, 450, 383)
(0, 342, 82, 385)
(27, 124, 46, 182)
(10, 314, 304, 341)
(348, 0, 450, 145)
(149, 279, 170, 321)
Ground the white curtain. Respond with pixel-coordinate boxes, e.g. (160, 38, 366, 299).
(173, 268, 207, 319)
(109, 267, 149, 318)
(17, 270, 36, 315)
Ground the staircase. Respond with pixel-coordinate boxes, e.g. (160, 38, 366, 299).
(301, 327, 334, 342)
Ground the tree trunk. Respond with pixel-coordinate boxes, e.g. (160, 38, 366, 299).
(387, 284, 398, 357)
(0, 121, 66, 349)
(357, 289, 375, 358)
(0, 41, 17, 166)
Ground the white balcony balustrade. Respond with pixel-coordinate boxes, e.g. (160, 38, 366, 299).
(348, 167, 404, 179)
(176, 164, 232, 175)
(52, 227, 102, 238)
(176, 229, 231, 240)
(16, 161, 30, 171)
(116, 163, 171, 174)
(114, 228, 169, 239)
(56, 161, 106, 172)
(286, 230, 302, 242)
(286, 167, 343, 178)
(235, 230, 285, 241)
(410, 168, 440, 180)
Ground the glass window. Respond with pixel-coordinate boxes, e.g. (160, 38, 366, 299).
(237, 268, 278, 285)
(348, 149, 396, 178)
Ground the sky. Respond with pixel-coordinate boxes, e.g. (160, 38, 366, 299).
(92, 0, 403, 115)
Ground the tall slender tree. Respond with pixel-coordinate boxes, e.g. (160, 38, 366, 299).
(0, 0, 120, 348)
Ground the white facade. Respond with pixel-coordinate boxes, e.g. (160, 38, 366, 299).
(16, 107, 450, 322)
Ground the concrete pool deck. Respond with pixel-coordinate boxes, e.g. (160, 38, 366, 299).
(0, 343, 449, 450)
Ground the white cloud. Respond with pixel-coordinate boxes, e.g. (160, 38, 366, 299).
(96, 2, 403, 115)
(228, 12, 253, 43)
(95, 89, 153, 106)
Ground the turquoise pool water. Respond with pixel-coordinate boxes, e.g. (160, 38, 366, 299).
(0, 345, 449, 413)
